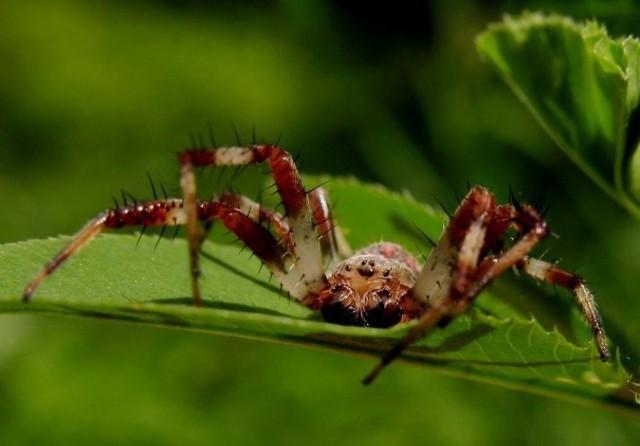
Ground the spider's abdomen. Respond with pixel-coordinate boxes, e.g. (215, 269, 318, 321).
(314, 245, 419, 328)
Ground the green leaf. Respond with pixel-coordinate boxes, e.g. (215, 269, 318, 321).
(0, 177, 636, 413)
(476, 12, 640, 217)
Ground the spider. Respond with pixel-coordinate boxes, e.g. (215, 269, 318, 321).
(23, 144, 610, 384)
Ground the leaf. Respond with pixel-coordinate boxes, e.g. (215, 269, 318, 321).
(0, 177, 636, 413)
(476, 12, 640, 217)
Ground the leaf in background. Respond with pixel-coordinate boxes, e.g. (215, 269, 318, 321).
(0, 177, 636, 413)
(476, 12, 640, 217)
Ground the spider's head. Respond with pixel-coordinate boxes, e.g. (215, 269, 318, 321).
(317, 254, 415, 328)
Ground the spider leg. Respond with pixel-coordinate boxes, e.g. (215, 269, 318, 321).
(407, 187, 497, 310)
(308, 187, 351, 270)
(516, 257, 609, 361)
(363, 186, 496, 384)
(220, 188, 352, 294)
(24, 200, 193, 301)
(365, 218, 546, 384)
(23, 214, 112, 301)
(417, 212, 609, 362)
(446, 202, 608, 363)
(180, 145, 326, 305)
(23, 198, 308, 302)
(218, 192, 294, 253)
(364, 188, 610, 384)
(220, 188, 352, 270)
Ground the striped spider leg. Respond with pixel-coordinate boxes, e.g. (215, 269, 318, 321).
(362, 186, 609, 384)
(178, 144, 337, 306)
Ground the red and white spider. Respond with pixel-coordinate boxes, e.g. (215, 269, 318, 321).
(23, 144, 610, 383)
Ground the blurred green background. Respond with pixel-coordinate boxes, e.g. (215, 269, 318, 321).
(1, 0, 640, 444)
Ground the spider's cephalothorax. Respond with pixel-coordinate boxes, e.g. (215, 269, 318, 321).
(23, 144, 611, 384)
(312, 243, 420, 328)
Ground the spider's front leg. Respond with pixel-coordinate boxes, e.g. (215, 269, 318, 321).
(362, 186, 499, 384)
(363, 186, 609, 384)
(444, 200, 608, 362)
(179, 145, 328, 305)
